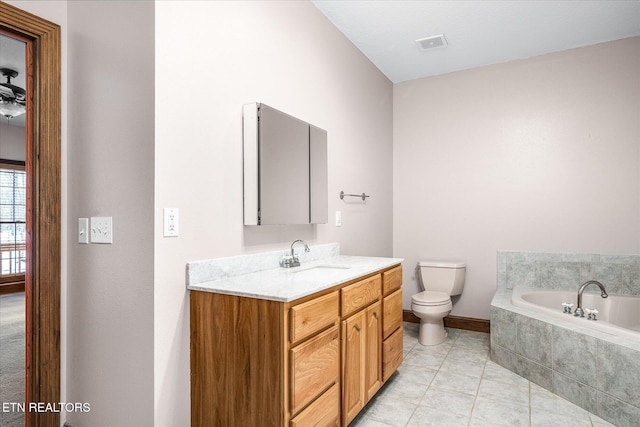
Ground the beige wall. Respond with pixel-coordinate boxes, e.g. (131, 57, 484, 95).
(154, 1, 393, 425)
(393, 37, 640, 320)
(65, 1, 155, 426)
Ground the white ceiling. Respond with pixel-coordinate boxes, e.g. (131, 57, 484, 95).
(311, 0, 640, 83)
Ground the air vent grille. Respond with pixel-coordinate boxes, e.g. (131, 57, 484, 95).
(416, 34, 448, 51)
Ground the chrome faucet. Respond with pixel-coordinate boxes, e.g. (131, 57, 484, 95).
(574, 280, 608, 318)
(279, 239, 310, 268)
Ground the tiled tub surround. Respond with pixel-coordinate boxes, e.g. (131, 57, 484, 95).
(491, 251, 640, 427)
(186, 242, 403, 301)
(497, 250, 640, 295)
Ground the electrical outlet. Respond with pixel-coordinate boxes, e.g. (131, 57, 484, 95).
(164, 208, 179, 237)
(78, 218, 89, 244)
(90, 217, 113, 244)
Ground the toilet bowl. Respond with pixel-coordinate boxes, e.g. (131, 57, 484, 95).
(412, 261, 465, 346)
(411, 291, 452, 345)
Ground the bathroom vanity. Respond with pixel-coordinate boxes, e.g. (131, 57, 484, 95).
(188, 250, 403, 426)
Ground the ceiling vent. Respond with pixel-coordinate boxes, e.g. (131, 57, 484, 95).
(415, 34, 447, 51)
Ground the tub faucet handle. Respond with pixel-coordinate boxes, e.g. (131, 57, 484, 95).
(562, 302, 574, 314)
(585, 308, 599, 321)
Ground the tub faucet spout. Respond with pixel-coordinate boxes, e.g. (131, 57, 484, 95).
(574, 280, 608, 318)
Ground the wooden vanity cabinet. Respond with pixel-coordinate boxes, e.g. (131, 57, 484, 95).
(364, 302, 382, 400)
(341, 300, 383, 425)
(341, 307, 367, 424)
(190, 264, 402, 427)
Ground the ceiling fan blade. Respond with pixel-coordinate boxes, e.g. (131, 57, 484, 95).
(0, 83, 25, 100)
(0, 85, 14, 98)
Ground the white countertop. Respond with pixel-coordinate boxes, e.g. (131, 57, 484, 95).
(187, 255, 403, 302)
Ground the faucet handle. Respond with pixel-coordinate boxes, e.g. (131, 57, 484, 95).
(562, 302, 574, 314)
(280, 254, 300, 268)
(585, 308, 599, 321)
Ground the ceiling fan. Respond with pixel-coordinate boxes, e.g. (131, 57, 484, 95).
(0, 67, 26, 119)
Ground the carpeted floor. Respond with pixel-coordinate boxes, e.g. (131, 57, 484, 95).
(0, 292, 25, 427)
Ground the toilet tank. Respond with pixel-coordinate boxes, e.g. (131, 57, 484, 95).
(418, 261, 466, 296)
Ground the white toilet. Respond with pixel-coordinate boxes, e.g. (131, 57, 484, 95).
(411, 261, 466, 345)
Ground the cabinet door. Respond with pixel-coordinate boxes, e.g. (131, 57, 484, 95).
(341, 310, 366, 426)
(310, 125, 328, 224)
(365, 301, 382, 401)
(258, 104, 310, 225)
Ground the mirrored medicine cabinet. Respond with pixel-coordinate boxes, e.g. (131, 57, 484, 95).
(243, 103, 328, 225)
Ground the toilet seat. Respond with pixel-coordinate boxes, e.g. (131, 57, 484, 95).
(411, 291, 450, 306)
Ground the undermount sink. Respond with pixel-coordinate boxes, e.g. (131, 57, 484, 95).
(292, 265, 352, 274)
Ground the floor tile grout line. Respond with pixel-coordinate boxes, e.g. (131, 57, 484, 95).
(403, 325, 445, 426)
(468, 352, 491, 427)
(528, 378, 532, 427)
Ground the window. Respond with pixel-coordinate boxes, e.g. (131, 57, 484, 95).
(0, 163, 26, 281)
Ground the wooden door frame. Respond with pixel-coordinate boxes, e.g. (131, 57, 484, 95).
(0, 3, 61, 427)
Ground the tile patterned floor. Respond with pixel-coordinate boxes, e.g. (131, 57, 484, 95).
(350, 322, 615, 427)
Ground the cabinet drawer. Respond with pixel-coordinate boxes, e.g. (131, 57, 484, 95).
(382, 327, 403, 382)
(382, 288, 402, 339)
(290, 325, 340, 416)
(382, 265, 402, 295)
(290, 291, 339, 344)
(341, 274, 381, 317)
(289, 383, 339, 427)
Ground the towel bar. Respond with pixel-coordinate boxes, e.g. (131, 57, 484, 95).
(340, 191, 370, 201)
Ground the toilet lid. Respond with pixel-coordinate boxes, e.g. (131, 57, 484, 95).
(412, 291, 450, 306)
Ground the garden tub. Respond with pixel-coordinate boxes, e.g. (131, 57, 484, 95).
(511, 286, 640, 340)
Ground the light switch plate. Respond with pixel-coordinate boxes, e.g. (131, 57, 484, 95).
(78, 218, 89, 244)
(90, 217, 113, 244)
(335, 211, 342, 227)
(163, 208, 179, 237)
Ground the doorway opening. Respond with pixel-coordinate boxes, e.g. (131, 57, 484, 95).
(0, 3, 61, 427)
